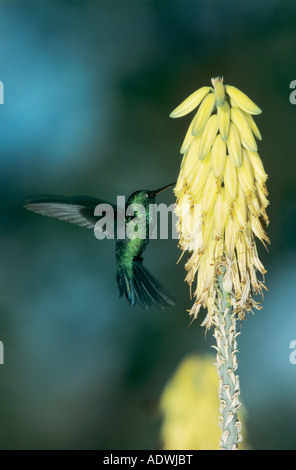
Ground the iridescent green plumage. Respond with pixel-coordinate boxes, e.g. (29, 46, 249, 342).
(116, 187, 175, 308)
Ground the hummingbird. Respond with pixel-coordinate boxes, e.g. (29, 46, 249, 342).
(24, 183, 176, 309)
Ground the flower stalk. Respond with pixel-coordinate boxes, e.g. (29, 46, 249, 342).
(213, 271, 242, 450)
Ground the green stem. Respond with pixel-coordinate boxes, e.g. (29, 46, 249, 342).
(213, 277, 242, 450)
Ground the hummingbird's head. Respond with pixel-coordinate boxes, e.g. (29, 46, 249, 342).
(126, 183, 175, 209)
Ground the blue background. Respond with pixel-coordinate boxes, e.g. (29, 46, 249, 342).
(0, 0, 296, 450)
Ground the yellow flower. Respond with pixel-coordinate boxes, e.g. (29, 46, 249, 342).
(171, 77, 269, 328)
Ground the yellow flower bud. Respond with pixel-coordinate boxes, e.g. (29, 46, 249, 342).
(230, 107, 257, 152)
(225, 85, 262, 115)
(217, 101, 230, 141)
(235, 183, 248, 230)
(190, 151, 211, 195)
(182, 135, 202, 180)
(180, 117, 195, 154)
(170, 86, 212, 118)
(211, 134, 226, 179)
(243, 112, 262, 141)
(237, 149, 255, 197)
(227, 122, 242, 168)
(198, 115, 218, 161)
(192, 92, 216, 136)
(202, 170, 218, 215)
(224, 156, 238, 202)
(247, 150, 268, 185)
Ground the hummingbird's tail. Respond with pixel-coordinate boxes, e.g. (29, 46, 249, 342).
(116, 259, 175, 309)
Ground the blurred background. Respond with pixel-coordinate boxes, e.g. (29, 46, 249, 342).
(0, 0, 296, 450)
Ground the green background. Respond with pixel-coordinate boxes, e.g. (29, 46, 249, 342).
(0, 0, 295, 450)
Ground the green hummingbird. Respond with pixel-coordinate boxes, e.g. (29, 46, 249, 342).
(24, 183, 176, 309)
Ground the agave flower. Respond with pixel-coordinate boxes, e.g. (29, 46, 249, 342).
(171, 77, 269, 450)
(171, 77, 269, 329)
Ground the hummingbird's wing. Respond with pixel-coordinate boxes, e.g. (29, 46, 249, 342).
(24, 195, 118, 233)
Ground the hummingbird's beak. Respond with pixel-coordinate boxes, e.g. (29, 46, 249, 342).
(154, 182, 176, 195)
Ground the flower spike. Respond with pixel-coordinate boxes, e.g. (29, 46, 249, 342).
(171, 77, 268, 327)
